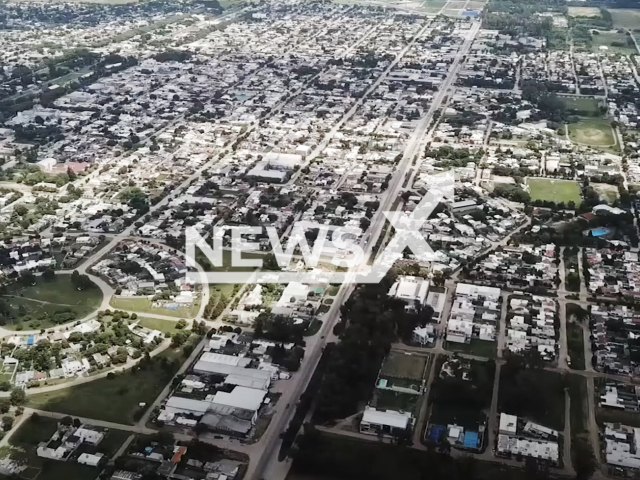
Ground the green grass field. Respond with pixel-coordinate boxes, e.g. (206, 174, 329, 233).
(527, 178, 582, 205)
(444, 339, 496, 358)
(561, 96, 601, 115)
(137, 317, 183, 334)
(27, 349, 183, 425)
(110, 297, 199, 319)
(380, 350, 428, 380)
(567, 118, 618, 153)
(1, 276, 103, 330)
(590, 31, 637, 54)
(610, 9, 640, 30)
(4, 275, 102, 309)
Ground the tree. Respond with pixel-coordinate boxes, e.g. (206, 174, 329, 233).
(171, 331, 190, 348)
(60, 415, 73, 426)
(263, 253, 281, 271)
(13, 204, 28, 216)
(10, 388, 26, 406)
(574, 437, 597, 480)
(42, 269, 55, 281)
(70, 270, 92, 290)
(176, 319, 187, 330)
(0, 399, 10, 414)
(194, 422, 208, 437)
(2, 416, 13, 431)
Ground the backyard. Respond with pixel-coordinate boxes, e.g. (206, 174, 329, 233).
(527, 178, 582, 205)
(27, 349, 183, 425)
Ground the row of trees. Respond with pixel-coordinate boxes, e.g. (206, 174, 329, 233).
(314, 272, 433, 422)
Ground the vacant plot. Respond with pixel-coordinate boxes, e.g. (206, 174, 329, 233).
(1, 276, 103, 329)
(610, 9, 640, 30)
(568, 118, 617, 150)
(527, 178, 582, 205)
(110, 297, 199, 319)
(419, 0, 447, 13)
(379, 350, 427, 381)
(568, 6, 601, 17)
(561, 96, 601, 116)
(591, 182, 619, 204)
(27, 349, 183, 425)
(444, 339, 496, 358)
(137, 317, 183, 334)
(591, 31, 637, 54)
(4, 275, 102, 310)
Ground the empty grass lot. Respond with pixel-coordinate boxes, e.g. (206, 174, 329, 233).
(110, 297, 200, 319)
(590, 31, 638, 55)
(591, 182, 619, 204)
(137, 317, 184, 334)
(1, 276, 103, 329)
(610, 8, 640, 29)
(568, 6, 601, 17)
(527, 178, 582, 205)
(560, 96, 601, 116)
(380, 350, 428, 380)
(567, 118, 618, 153)
(444, 339, 497, 358)
(27, 349, 183, 425)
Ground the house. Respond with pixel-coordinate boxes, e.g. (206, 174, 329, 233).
(77, 453, 104, 467)
(497, 413, 558, 464)
(360, 407, 412, 437)
(412, 325, 435, 346)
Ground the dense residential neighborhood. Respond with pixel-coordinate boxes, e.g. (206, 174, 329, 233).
(2, 0, 640, 480)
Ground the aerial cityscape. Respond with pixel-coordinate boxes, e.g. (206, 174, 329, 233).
(1, 0, 640, 479)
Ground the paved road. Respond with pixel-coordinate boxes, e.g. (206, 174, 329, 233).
(253, 18, 483, 480)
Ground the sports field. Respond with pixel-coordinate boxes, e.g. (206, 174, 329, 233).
(567, 118, 616, 148)
(527, 178, 582, 205)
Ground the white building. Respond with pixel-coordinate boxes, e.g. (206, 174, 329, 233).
(388, 276, 430, 311)
(360, 407, 412, 437)
(604, 423, 640, 471)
